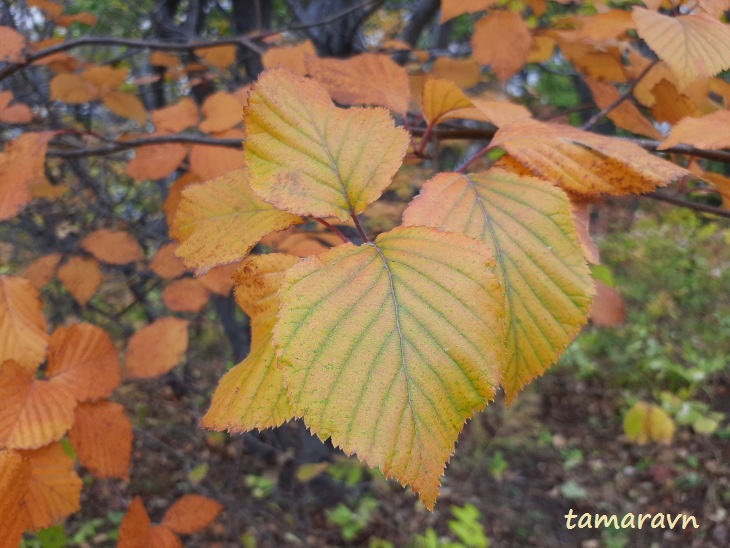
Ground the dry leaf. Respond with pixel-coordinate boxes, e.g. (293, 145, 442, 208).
(23, 253, 62, 290)
(162, 278, 210, 312)
(472, 10, 532, 82)
(161, 494, 223, 534)
(0, 449, 31, 547)
(125, 139, 189, 182)
(150, 243, 187, 279)
(659, 110, 730, 150)
(262, 40, 316, 75)
(0, 276, 49, 372)
(125, 318, 189, 379)
(431, 57, 481, 89)
(590, 280, 626, 327)
(81, 229, 144, 265)
(57, 256, 102, 306)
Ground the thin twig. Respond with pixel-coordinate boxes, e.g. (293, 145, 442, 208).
(643, 191, 730, 220)
(581, 59, 658, 131)
(314, 218, 351, 243)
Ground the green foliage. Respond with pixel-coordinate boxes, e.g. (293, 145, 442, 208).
(448, 504, 489, 548)
(326, 497, 379, 542)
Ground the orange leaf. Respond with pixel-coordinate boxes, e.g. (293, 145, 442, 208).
(584, 78, 663, 140)
(0, 361, 77, 450)
(150, 243, 187, 279)
(21, 442, 82, 530)
(199, 92, 242, 133)
(58, 11, 97, 27)
(163, 172, 199, 228)
(81, 229, 144, 265)
(440, 0, 498, 23)
(0, 449, 31, 547)
(306, 53, 411, 114)
(195, 45, 236, 69)
(570, 198, 600, 265)
(103, 90, 147, 125)
(573, 10, 635, 41)
(152, 98, 199, 133)
(125, 317, 189, 379)
(81, 66, 128, 93)
(659, 110, 730, 151)
(68, 401, 132, 480)
(650, 79, 702, 124)
(163, 278, 210, 312)
(198, 262, 241, 295)
(171, 167, 303, 274)
(118, 497, 152, 548)
(148, 525, 183, 547)
(150, 51, 180, 68)
(490, 119, 689, 196)
(0, 132, 54, 221)
(57, 255, 102, 306)
(244, 68, 409, 221)
(23, 253, 62, 290)
(0, 26, 26, 62)
(49, 73, 99, 103)
(633, 7, 730, 88)
(0, 276, 49, 372)
(162, 494, 223, 534)
(590, 281, 626, 327)
(262, 40, 316, 75)
(0, 90, 33, 124)
(472, 10, 532, 83)
(125, 140, 189, 182)
(556, 39, 626, 83)
(527, 35, 555, 64)
(46, 323, 121, 402)
(189, 129, 245, 180)
(201, 254, 299, 432)
(430, 57, 481, 89)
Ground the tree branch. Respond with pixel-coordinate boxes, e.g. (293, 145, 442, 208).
(643, 191, 730, 219)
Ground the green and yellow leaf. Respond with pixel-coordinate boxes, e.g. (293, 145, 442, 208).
(404, 170, 593, 402)
(244, 68, 410, 221)
(274, 226, 505, 509)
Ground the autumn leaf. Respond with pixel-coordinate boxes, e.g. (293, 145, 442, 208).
(0, 449, 31, 547)
(195, 45, 236, 69)
(305, 53, 411, 114)
(125, 140, 189, 182)
(57, 256, 102, 306)
(472, 10, 531, 83)
(161, 494, 223, 534)
(22, 253, 62, 290)
(171, 167, 303, 274)
(262, 40, 316, 75)
(633, 8, 730, 88)
(440, 0, 498, 23)
(430, 57, 481, 89)
(490, 119, 690, 196)
(590, 281, 626, 327)
(584, 78, 663, 140)
(46, 323, 121, 402)
(68, 401, 132, 480)
(623, 401, 675, 444)
(49, 73, 99, 103)
(403, 170, 593, 402)
(198, 261, 242, 295)
(125, 317, 189, 379)
(199, 92, 243, 133)
(0, 360, 77, 449)
(152, 98, 199, 133)
(244, 68, 409, 221)
(0, 26, 26, 62)
(21, 442, 82, 530)
(0, 276, 49, 372)
(659, 110, 730, 151)
(103, 90, 147, 124)
(150, 243, 187, 279)
(162, 278, 210, 312)
(202, 254, 300, 432)
(0, 132, 54, 222)
(274, 226, 505, 509)
(189, 129, 245, 180)
(118, 496, 152, 548)
(81, 229, 144, 265)
(0, 90, 33, 124)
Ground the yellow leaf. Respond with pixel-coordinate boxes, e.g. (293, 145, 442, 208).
(171, 167, 303, 274)
(57, 255, 102, 306)
(305, 53, 411, 114)
(244, 68, 409, 221)
(161, 494, 223, 534)
(404, 170, 593, 402)
(81, 229, 144, 265)
(0, 449, 31, 548)
(472, 10, 532, 83)
(46, 323, 121, 402)
(430, 57, 481, 89)
(202, 254, 300, 432)
(103, 90, 147, 124)
(527, 35, 555, 64)
(440, 0, 498, 23)
(274, 226, 505, 509)
(262, 40, 316, 75)
(0, 361, 77, 450)
(421, 78, 474, 126)
(124, 317, 189, 379)
(0, 26, 26, 62)
(21, 442, 82, 531)
(623, 401, 675, 444)
(68, 401, 132, 480)
(199, 92, 242, 133)
(584, 78, 663, 139)
(659, 110, 730, 151)
(49, 73, 99, 103)
(490, 119, 689, 196)
(0, 276, 49, 372)
(633, 8, 730, 88)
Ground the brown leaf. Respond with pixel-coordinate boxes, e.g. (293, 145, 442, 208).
(103, 90, 147, 125)
(198, 262, 242, 295)
(49, 73, 99, 103)
(68, 401, 132, 480)
(0, 276, 49, 372)
(125, 317, 189, 379)
(590, 280, 626, 327)
(0, 91, 33, 124)
(163, 278, 210, 312)
(430, 57, 481, 89)
(0, 132, 54, 221)
(46, 323, 120, 402)
(195, 45, 236, 69)
(659, 110, 730, 151)
(584, 78, 663, 139)
(440, 0, 498, 23)
(57, 256, 102, 306)
(162, 494, 223, 534)
(81, 229, 144, 265)
(118, 497, 151, 548)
